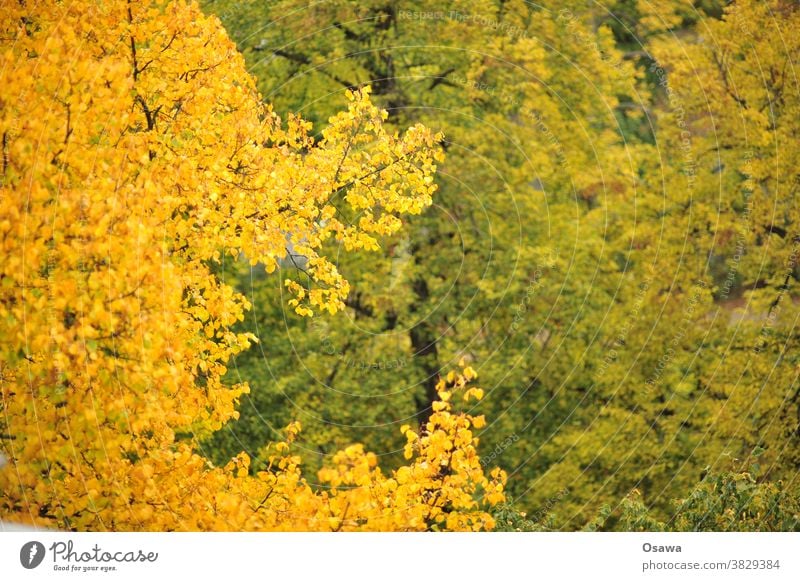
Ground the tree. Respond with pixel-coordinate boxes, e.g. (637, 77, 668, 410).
(201, 0, 650, 519)
(203, 0, 800, 529)
(0, 0, 505, 531)
(615, 468, 800, 532)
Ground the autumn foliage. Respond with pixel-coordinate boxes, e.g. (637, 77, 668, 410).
(3, 0, 800, 533)
(0, 0, 505, 530)
(197, 0, 800, 531)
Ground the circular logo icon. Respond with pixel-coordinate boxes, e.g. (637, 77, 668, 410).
(20, 541, 46, 569)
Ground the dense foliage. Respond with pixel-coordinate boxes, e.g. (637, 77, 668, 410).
(201, 0, 800, 530)
(1, 0, 798, 531)
(0, 0, 503, 531)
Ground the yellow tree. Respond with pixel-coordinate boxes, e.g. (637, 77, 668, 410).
(0, 0, 504, 530)
(639, 0, 800, 496)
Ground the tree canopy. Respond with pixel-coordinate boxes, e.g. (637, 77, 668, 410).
(0, 0, 503, 531)
(201, 0, 800, 529)
(1, 0, 799, 531)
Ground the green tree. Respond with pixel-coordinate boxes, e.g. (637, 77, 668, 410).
(202, 0, 800, 529)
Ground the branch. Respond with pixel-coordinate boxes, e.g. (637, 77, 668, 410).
(127, 1, 140, 81)
(712, 50, 748, 109)
(429, 67, 456, 90)
(269, 48, 357, 89)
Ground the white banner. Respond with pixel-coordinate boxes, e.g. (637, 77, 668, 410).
(1, 532, 797, 580)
